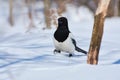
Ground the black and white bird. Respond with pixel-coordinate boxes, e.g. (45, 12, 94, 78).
(53, 17, 87, 57)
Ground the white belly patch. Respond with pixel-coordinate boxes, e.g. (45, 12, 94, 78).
(53, 34, 75, 53)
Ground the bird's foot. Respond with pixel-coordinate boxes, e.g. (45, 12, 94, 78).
(68, 54, 73, 57)
(54, 49, 61, 54)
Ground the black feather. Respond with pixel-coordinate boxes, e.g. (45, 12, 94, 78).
(54, 17, 87, 56)
(54, 17, 70, 42)
(71, 38, 87, 54)
(75, 46, 87, 54)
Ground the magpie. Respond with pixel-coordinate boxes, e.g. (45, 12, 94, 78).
(53, 17, 87, 57)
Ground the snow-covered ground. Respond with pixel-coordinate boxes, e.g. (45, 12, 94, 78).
(0, 2, 120, 80)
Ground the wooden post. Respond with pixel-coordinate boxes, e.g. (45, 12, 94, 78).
(87, 0, 111, 65)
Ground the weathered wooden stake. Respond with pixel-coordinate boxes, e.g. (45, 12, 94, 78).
(87, 0, 111, 65)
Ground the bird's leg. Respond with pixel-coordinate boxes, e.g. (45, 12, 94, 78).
(54, 49, 61, 54)
(68, 53, 73, 57)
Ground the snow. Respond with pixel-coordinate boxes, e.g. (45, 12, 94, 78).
(18, 65, 120, 80)
(0, 2, 120, 80)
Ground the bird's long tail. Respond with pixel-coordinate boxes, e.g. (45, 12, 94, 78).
(75, 46, 87, 54)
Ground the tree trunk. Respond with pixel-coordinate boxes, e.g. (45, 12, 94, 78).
(9, 0, 14, 26)
(107, 0, 114, 17)
(87, 0, 111, 65)
(114, 0, 119, 16)
(44, 0, 51, 29)
(55, 0, 67, 16)
(118, 0, 120, 16)
(26, 0, 36, 32)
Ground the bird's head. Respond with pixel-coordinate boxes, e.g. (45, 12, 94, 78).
(58, 17, 68, 29)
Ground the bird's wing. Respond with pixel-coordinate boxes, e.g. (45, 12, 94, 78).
(69, 33, 77, 47)
(71, 38, 77, 47)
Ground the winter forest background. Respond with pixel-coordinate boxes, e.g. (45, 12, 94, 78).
(0, 0, 120, 80)
(1, 0, 120, 30)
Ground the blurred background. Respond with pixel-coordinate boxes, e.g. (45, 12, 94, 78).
(0, 1, 120, 80)
(0, 0, 120, 34)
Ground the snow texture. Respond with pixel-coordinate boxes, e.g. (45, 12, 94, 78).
(0, 2, 120, 80)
